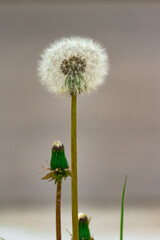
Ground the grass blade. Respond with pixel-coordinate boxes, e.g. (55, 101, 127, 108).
(120, 176, 127, 240)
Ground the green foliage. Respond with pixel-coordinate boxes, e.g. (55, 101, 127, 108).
(41, 169, 70, 183)
(120, 176, 127, 240)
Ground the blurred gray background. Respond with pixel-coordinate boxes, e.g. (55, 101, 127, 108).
(1, 0, 160, 207)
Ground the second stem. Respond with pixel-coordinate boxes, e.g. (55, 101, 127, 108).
(71, 93, 79, 240)
(56, 181, 62, 240)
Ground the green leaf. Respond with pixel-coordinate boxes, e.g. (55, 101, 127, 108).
(41, 172, 55, 181)
(120, 176, 127, 240)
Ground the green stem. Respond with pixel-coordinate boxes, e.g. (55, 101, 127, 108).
(71, 93, 79, 240)
(56, 181, 62, 240)
(120, 176, 127, 240)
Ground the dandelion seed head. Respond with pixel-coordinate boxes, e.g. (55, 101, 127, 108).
(60, 56, 86, 76)
(38, 37, 109, 96)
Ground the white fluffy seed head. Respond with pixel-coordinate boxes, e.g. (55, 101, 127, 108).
(38, 36, 109, 96)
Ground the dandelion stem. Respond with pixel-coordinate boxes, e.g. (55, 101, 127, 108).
(56, 181, 62, 240)
(71, 92, 79, 240)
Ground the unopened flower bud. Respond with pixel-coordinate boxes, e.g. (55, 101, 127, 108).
(50, 140, 69, 171)
(78, 213, 91, 240)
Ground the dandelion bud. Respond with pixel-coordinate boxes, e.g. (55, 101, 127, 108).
(50, 140, 69, 171)
(78, 213, 91, 240)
